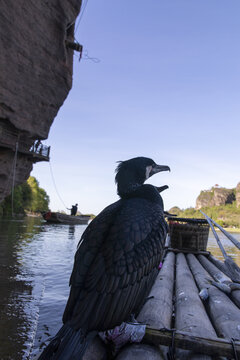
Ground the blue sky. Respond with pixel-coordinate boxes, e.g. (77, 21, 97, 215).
(32, 1, 240, 215)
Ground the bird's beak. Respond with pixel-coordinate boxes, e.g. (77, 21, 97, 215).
(149, 164, 170, 177)
(156, 185, 169, 193)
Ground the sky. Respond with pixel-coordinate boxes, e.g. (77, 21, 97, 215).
(32, 1, 240, 215)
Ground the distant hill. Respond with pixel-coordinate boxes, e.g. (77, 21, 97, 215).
(169, 182, 240, 228)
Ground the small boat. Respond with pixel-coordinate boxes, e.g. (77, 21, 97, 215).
(42, 211, 91, 225)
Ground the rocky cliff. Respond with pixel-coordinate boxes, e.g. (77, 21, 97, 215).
(196, 185, 238, 209)
(236, 183, 240, 208)
(0, 0, 82, 202)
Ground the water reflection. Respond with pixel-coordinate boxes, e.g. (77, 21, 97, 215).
(68, 225, 75, 240)
(207, 230, 240, 266)
(0, 218, 86, 360)
(0, 218, 42, 360)
(0, 219, 239, 359)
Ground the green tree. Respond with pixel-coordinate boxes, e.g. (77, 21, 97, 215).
(0, 176, 49, 217)
(27, 176, 49, 212)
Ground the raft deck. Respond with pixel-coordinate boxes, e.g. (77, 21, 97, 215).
(83, 219, 240, 360)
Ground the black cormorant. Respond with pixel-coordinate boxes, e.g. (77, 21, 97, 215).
(39, 156, 170, 359)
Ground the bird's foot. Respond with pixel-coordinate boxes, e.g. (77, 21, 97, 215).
(99, 321, 146, 356)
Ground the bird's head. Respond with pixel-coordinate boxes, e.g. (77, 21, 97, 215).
(115, 157, 170, 197)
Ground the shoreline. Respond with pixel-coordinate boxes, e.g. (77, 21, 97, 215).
(215, 227, 240, 233)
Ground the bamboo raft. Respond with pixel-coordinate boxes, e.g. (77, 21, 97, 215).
(82, 216, 240, 360)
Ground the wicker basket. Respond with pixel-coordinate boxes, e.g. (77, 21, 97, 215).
(168, 217, 210, 251)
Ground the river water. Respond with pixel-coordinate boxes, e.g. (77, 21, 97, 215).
(0, 217, 240, 360)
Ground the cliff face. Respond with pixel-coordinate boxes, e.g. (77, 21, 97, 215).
(196, 186, 236, 209)
(0, 0, 82, 202)
(236, 183, 240, 208)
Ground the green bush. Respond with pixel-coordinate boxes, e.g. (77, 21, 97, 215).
(26, 177, 49, 212)
(0, 176, 49, 217)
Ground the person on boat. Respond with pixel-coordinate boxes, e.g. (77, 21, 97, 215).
(68, 204, 78, 216)
(38, 157, 170, 359)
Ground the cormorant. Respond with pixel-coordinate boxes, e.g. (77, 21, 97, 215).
(39, 157, 170, 359)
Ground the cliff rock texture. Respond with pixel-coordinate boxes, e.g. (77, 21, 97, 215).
(196, 186, 236, 209)
(236, 183, 240, 208)
(0, 0, 82, 202)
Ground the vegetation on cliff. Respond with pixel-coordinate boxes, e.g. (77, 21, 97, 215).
(0, 176, 49, 217)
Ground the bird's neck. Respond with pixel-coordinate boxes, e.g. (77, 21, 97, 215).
(117, 182, 141, 197)
(118, 183, 163, 204)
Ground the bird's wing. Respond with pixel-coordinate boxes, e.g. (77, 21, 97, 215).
(63, 198, 167, 332)
(63, 200, 122, 320)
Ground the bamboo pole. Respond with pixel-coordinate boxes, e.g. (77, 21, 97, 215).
(197, 254, 232, 284)
(144, 327, 240, 358)
(116, 344, 164, 360)
(168, 247, 209, 256)
(200, 211, 240, 282)
(187, 254, 240, 340)
(175, 253, 216, 336)
(186, 254, 213, 289)
(137, 251, 175, 328)
(200, 211, 228, 259)
(175, 253, 215, 359)
(207, 217, 240, 250)
(231, 287, 240, 309)
(116, 252, 175, 360)
(208, 254, 235, 279)
(200, 254, 240, 308)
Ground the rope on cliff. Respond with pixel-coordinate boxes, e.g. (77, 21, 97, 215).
(49, 160, 68, 210)
(67, 0, 100, 63)
(75, 0, 89, 32)
(2, 162, 13, 200)
(66, 0, 89, 33)
(11, 140, 19, 217)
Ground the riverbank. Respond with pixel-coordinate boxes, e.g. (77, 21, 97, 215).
(216, 227, 240, 233)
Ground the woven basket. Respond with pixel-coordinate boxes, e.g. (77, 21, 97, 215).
(168, 217, 210, 251)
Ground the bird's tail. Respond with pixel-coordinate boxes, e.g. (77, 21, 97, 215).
(37, 323, 93, 360)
